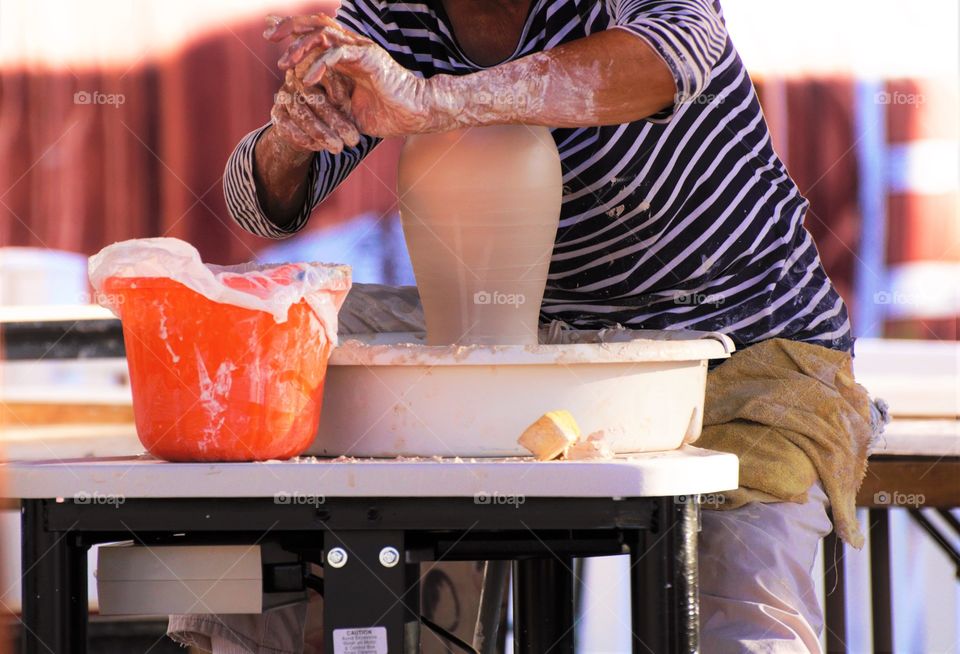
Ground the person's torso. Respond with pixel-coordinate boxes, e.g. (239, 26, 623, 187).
(338, 0, 853, 352)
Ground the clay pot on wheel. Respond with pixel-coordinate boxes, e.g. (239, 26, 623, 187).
(397, 125, 562, 346)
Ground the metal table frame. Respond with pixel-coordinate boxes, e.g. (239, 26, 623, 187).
(823, 452, 960, 653)
(20, 494, 701, 654)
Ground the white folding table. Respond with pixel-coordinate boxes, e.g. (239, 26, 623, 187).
(2, 447, 738, 654)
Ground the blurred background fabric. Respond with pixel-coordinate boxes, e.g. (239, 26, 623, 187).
(1, 0, 956, 337)
(0, 0, 402, 269)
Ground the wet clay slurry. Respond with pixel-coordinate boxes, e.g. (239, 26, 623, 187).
(397, 125, 562, 345)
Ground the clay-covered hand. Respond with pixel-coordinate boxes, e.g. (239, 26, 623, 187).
(268, 14, 461, 137)
(263, 16, 361, 153)
(265, 13, 680, 136)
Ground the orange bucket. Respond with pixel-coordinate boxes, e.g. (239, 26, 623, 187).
(103, 264, 349, 462)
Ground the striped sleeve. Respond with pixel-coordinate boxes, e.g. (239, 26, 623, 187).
(221, 0, 383, 240)
(610, 0, 727, 115)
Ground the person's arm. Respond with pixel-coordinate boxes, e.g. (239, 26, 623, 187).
(251, 126, 314, 229)
(280, 0, 727, 137)
(224, 6, 379, 237)
(223, 125, 379, 239)
(427, 28, 679, 128)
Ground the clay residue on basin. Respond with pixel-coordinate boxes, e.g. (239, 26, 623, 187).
(329, 328, 732, 367)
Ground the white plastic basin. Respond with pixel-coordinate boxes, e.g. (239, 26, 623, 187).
(309, 329, 735, 458)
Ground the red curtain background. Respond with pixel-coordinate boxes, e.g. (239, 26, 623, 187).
(0, 5, 955, 338)
(0, 1, 400, 265)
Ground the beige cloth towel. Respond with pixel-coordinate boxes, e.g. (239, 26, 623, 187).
(695, 337, 884, 549)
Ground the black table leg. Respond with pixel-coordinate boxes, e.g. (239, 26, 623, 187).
(323, 530, 420, 653)
(512, 557, 575, 654)
(473, 560, 510, 654)
(823, 529, 848, 653)
(21, 499, 88, 654)
(631, 497, 699, 654)
(869, 508, 893, 653)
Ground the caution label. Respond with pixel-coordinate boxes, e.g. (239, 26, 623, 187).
(333, 627, 388, 654)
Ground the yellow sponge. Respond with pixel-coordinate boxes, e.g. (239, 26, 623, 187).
(518, 410, 581, 461)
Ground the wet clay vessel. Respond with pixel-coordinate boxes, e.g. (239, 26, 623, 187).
(397, 125, 562, 345)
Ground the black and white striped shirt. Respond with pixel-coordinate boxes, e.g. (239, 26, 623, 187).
(224, 0, 853, 352)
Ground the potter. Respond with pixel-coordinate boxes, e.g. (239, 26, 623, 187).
(182, 1, 882, 652)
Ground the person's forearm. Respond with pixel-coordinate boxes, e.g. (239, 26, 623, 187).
(253, 126, 315, 228)
(430, 29, 676, 129)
